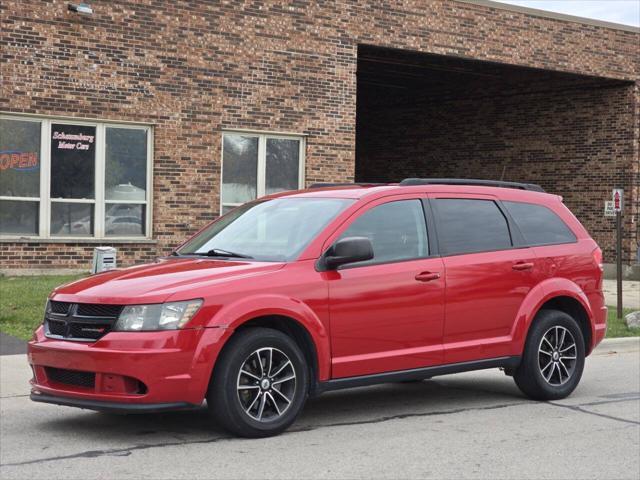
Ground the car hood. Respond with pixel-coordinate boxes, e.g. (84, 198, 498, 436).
(51, 257, 286, 304)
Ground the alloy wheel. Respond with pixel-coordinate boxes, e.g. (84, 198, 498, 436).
(538, 326, 577, 386)
(236, 347, 296, 421)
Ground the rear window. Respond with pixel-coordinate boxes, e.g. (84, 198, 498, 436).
(504, 201, 576, 246)
(432, 199, 512, 255)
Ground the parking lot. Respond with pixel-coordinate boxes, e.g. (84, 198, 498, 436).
(1, 338, 638, 480)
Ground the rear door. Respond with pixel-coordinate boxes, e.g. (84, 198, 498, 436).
(325, 195, 445, 378)
(429, 194, 543, 364)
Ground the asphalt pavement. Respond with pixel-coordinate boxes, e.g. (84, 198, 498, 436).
(0, 333, 26, 356)
(1, 338, 638, 480)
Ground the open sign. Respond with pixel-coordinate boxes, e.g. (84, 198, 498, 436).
(0, 151, 39, 171)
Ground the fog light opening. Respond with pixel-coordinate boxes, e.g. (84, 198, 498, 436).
(136, 381, 148, 395)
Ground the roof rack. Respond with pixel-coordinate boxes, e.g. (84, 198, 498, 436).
(399, 178, 545, 192)
(308, 182, 385, 189)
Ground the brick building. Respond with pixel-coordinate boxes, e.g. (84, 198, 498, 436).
(0, 0, 638, 274)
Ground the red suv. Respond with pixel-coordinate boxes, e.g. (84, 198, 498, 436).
(28, 179, 607, 437)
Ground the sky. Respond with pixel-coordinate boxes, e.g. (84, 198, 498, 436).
(493, 0, 640, 27)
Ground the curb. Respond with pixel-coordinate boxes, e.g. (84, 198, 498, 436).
(595, 336, 640, 353)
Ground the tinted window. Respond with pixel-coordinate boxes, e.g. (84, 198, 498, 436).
(504, 201, 576, 245)
(339, 200, 428, 265)
(433, 199, 511, 255)
(50, 124, 96, 199)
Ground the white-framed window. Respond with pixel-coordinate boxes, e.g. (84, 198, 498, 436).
(0, 114, 153, 239)
(220, 131, 305, 215)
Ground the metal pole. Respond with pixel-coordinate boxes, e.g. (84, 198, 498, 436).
(616, 210, 623, 319)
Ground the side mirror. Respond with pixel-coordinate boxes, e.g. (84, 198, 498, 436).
(323, 236, 374, 270)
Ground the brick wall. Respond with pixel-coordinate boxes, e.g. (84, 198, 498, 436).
(0, 242, 157, 271)
(356, 72, 638, 263)
(0, 0, 638, 271)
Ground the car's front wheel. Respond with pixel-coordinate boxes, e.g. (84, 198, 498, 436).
(207, 327, 309, 438)
(514, 309, 586, 400)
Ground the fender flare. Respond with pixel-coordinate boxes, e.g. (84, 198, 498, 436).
(510, 277, 595, 353)
(205, 294, 331, 381)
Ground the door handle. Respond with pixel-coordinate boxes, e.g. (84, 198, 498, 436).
(512, 262, 534, 271)
(415, 272, 440, 282)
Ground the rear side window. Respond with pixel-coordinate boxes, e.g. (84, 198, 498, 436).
(433, 199, 512, 255)
(504, 201, 576, 246)
(339, 199, 428, 265)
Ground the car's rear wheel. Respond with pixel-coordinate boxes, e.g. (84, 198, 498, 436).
(207, 327, 309, 438)
(514, 309, 585, 400)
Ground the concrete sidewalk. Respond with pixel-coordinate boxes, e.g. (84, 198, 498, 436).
(603, 279, 640, 310)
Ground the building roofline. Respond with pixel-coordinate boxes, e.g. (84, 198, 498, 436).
(456, 0, 640, 34)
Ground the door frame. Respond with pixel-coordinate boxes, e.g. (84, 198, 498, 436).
(318, 192, 440, 264)
(425, 191, 528, 256)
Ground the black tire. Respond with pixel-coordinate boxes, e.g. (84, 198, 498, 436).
(514, 309, 585, 401)
(207, 327, 309, 438)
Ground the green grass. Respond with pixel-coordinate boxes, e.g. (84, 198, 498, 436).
(1, 275, 639, 341)
(0, 275, 84, 341)
(606, 308, 638, 338)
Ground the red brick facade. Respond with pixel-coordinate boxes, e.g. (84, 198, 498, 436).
(356, 51, 639, 263)
(1, 0, 638, 272)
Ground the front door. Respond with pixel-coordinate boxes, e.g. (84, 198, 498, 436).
(325, 197, 445, 378)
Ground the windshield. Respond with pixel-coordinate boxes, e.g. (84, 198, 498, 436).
(177, 197, 353, 262)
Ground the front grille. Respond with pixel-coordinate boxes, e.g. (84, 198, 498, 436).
(77, 303, 123, 317)
(69, 322, 112, 339)
(47, 319, 67, 336)
(45, 367, 95, 389)
(49, 301, 70, 314)
(44, 302, 122, 342)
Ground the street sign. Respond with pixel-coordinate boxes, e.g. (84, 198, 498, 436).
(612, 188, 623, 212)
(612, 188, 624, 318)
(604, 201, 616, 217)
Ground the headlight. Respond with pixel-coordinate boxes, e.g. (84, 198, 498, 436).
(113, 300, 203, 331)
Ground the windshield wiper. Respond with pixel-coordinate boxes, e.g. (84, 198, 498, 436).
(198, 248, 254, 259)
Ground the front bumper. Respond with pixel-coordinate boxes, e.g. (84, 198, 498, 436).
(28, 326, 229, 407)
(30, 392, 199, 413)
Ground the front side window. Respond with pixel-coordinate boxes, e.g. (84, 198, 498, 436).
(221, 132, 304, 214)
(0, 115, 151, 238)
(504, 201, 576, 246)
(338, 199, 429, 265)
(433, 198, 512, 255)
(178, 198, 352, 262)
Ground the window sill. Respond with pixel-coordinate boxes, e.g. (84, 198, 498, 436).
(0, 237, 158, 245)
